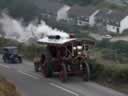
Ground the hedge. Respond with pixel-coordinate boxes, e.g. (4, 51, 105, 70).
(89, 60, 128, 83)
(17, 43, 45, 60)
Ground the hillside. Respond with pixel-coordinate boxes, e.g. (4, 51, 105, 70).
(0, 0, 40, 22)
(0, 0, 127, 23)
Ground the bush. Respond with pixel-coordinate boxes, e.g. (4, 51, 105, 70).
(111, 65, 128, 83)
(101, 49, 116, 60)
(96, 40, 128, 63)
(18, 44, 45, 60)
(90, 61, 128, 83)
(0, 37, 19, 47)
(88, 59, 104, 80)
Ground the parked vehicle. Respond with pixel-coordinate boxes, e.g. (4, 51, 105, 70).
(33, 35, 95, 82)
(2, 46, 22, 64)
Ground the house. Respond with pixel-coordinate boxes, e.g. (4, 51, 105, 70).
(96, 9, 128, 34)
(95, 9, 113, 33)
(95, 9, 112, 26)
(106, 11, 128, 34)
(67, 5, 99, 27)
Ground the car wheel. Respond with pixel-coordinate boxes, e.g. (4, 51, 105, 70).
(82, 62, 90, 81)
(3, 56, 7, 63)
(18, 57, 22, 63)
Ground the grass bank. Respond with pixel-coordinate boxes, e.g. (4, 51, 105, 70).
(0, 76, 20, 96)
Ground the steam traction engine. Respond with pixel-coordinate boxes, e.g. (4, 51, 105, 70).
(34, 34, 95, 82)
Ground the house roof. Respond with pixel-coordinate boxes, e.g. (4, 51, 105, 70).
(95, 9, 112, 19)
(96, 9, 128, 26)
(107, 10, 128, 22)
(35, 0, 64, 15)
(107, 10, 128, 26)
(68, 5, 97, 17)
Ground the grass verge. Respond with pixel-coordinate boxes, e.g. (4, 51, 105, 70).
(0, 79, 20, 96)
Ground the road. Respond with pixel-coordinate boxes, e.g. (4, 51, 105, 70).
(89, 33, 128, 42)
(0, 59, 127, 96)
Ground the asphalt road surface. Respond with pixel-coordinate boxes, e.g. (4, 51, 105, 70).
(89, 33, 128, 42)
(0, 59, 127, 96)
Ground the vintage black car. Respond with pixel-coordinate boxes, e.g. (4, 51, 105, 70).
(2, 46, 22, 64)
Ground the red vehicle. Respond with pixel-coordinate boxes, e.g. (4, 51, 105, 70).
(34, 35, 95, 82)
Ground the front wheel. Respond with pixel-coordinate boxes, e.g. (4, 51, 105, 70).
(15, 57, 22, 63)
(59, 63, 68, 82)
(82, 62, 90, 81)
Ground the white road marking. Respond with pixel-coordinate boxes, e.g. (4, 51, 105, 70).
(0, 64, 10, 69)
(24, 62, 33, 66)
(18, 70, 39, 80)
(49, 83, 79, 96)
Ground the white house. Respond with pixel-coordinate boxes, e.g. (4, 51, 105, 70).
(95, 9, 128, 34)
(106, 11, 128, 34)
(67, 5, 99, 27)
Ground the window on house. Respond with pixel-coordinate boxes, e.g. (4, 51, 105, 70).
(84, 18, 88, 22)
(80, 21, 82, 24)
(113, 26, 116, 29)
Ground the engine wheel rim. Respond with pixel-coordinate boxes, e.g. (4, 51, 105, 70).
(82, 62, 90, 81)
(41, 64, 48, 77)
(59, 64, 67, 82)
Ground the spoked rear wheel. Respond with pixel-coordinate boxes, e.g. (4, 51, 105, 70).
(41, 62, 53, 78)
(82, 62, 90, 81)
(59, 63, 68, 82)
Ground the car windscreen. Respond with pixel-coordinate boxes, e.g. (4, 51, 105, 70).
(8, 48, 18, 54)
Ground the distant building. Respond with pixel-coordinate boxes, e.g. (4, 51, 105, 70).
(95, 9, 112, 25)
(67, 5, 99, 27)
(96, 9, 128, 34)
(106, 11, 128, 34)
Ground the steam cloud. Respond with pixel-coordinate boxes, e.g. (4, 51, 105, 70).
(0, 12, 69, 43)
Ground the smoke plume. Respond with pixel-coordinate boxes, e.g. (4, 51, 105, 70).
(0, 12, 69, 43)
